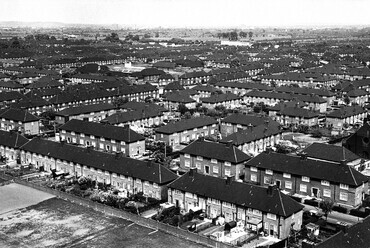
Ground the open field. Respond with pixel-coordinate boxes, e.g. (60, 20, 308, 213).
(0, 183, 54, 215)
(0, 193, 205, 248)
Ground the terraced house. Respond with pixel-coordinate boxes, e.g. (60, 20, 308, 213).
(0, 108, 40, 135)
(274, 107, 320, 127)
(326, 106, 367, 131)
(200, 93, 242, 109)
(20, 138, 178, 200)
(54, 103, 117, 125)
(245, 151, 369, 208)
(167, 169, 304, 239)
(102, 108, 165, 128)
(57, 119, 145, 157)
(220, 121, 282, 156)
(220, 113, 274, 137)
(155, 116, 218, 147)
(0, 130, 28, 162)
(178, 139, 251, 179)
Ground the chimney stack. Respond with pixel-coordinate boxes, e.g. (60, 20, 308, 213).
(189, 168, 197, 177)
(226, 141, 233, 148)
(299, 152, 307, 160)
(267, 185, 276, 197)
(226, 176, 233, 186)
(115, 151, 122, 159)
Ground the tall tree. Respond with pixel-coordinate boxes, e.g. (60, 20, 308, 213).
(320, 199, 334, 220)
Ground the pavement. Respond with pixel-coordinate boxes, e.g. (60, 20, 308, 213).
(303, 203, 362, 225)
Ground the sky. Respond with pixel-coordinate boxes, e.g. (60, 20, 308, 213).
(1, 0, 370, 28)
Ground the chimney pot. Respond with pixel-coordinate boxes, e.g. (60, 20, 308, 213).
(299, 152, 307, 160)
(189, 168, 197, 177)
(226, 176, 233, 186)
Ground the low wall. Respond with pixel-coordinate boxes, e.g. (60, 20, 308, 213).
(9, 178, 235, 248)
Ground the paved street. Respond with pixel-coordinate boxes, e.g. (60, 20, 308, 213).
(303, 204, 362, 226)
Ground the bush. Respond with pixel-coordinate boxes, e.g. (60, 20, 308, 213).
(291, 196, 302, 203)
(304, 199, 319, 207)
(82, 188, 94, 198)
(332, 205, 348, 214)
(106, 194, 119, 208)
(349, 209, 369, 218)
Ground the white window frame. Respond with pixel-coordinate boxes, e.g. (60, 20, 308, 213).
(321, 180, 330, 186)
(283, 173, 291, 179)
(185, 160, 190, 167)
(285, 181, 292, 189)
(339, 192, 348, 201)
(302, 176, 310, 182)
(251, 173, 257, 182)
(265, 169, 273, 175)
(211, 159, 217, 164)
(300, 184, 307, 192)
(267, 213, 276, 220)
(251, 166, 257, 172)
(340, 183, 349, 190)
(323, 189, 331, 197)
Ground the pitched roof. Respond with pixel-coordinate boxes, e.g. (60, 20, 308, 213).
(200, 93, 241, 103)
(245, 152, 368, 187)
(277, 107, 319, 118)
(0, 91, 24, 102)
(164, 81, 184, 91)
(163, 91, 196, 103)
(102, 109, 163, 125)
(179, 139, 251, 163)
(121, 101, 167, 113)
(168, 171, 303, 217)
(59, 119, 144, 143)
(302, 143, 360, 163)
(222, 113, 272, 126)
(20, 138, 178, 185)
(347, 89, 368, 97)
(55, 103, 116, 117)
(220, 121, 282, 146)
(0, 130, 28, 148)
(155, 116, 217, 134)
(0, 108, 39, 122)
(326, 106, 366, 119)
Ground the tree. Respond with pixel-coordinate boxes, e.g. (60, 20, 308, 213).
(229, 31, 238, 41)
(178, 103, 189, 115)
(320, 199, 334, 220)
(105, 32, 120, 42)
(344, 95, 350, 105)
(112, 97, 129, 108)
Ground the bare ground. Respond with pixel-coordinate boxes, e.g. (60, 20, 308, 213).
(0, 197, 205, 248)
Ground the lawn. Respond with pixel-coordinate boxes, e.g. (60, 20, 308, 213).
(0, 183, 54, 215)
(0, 197, 206, 248)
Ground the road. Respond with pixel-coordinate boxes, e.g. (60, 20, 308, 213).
(303, 204, 362, 226)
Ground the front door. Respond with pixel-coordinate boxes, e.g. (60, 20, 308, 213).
(275, 180, 281, 189)
(312, 188, 319, 198)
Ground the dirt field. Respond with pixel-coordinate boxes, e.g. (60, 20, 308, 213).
(0, 183, 54, 215)
(0, 197, 205, 248)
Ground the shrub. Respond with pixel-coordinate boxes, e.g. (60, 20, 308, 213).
(349, 209, 369, 218)
(82, 188, 94, 198)
(291, 196, 302, 203)
(106, 194, 119, 208)
(304, 199, 319, 207)
(332, 205, 348, 214)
